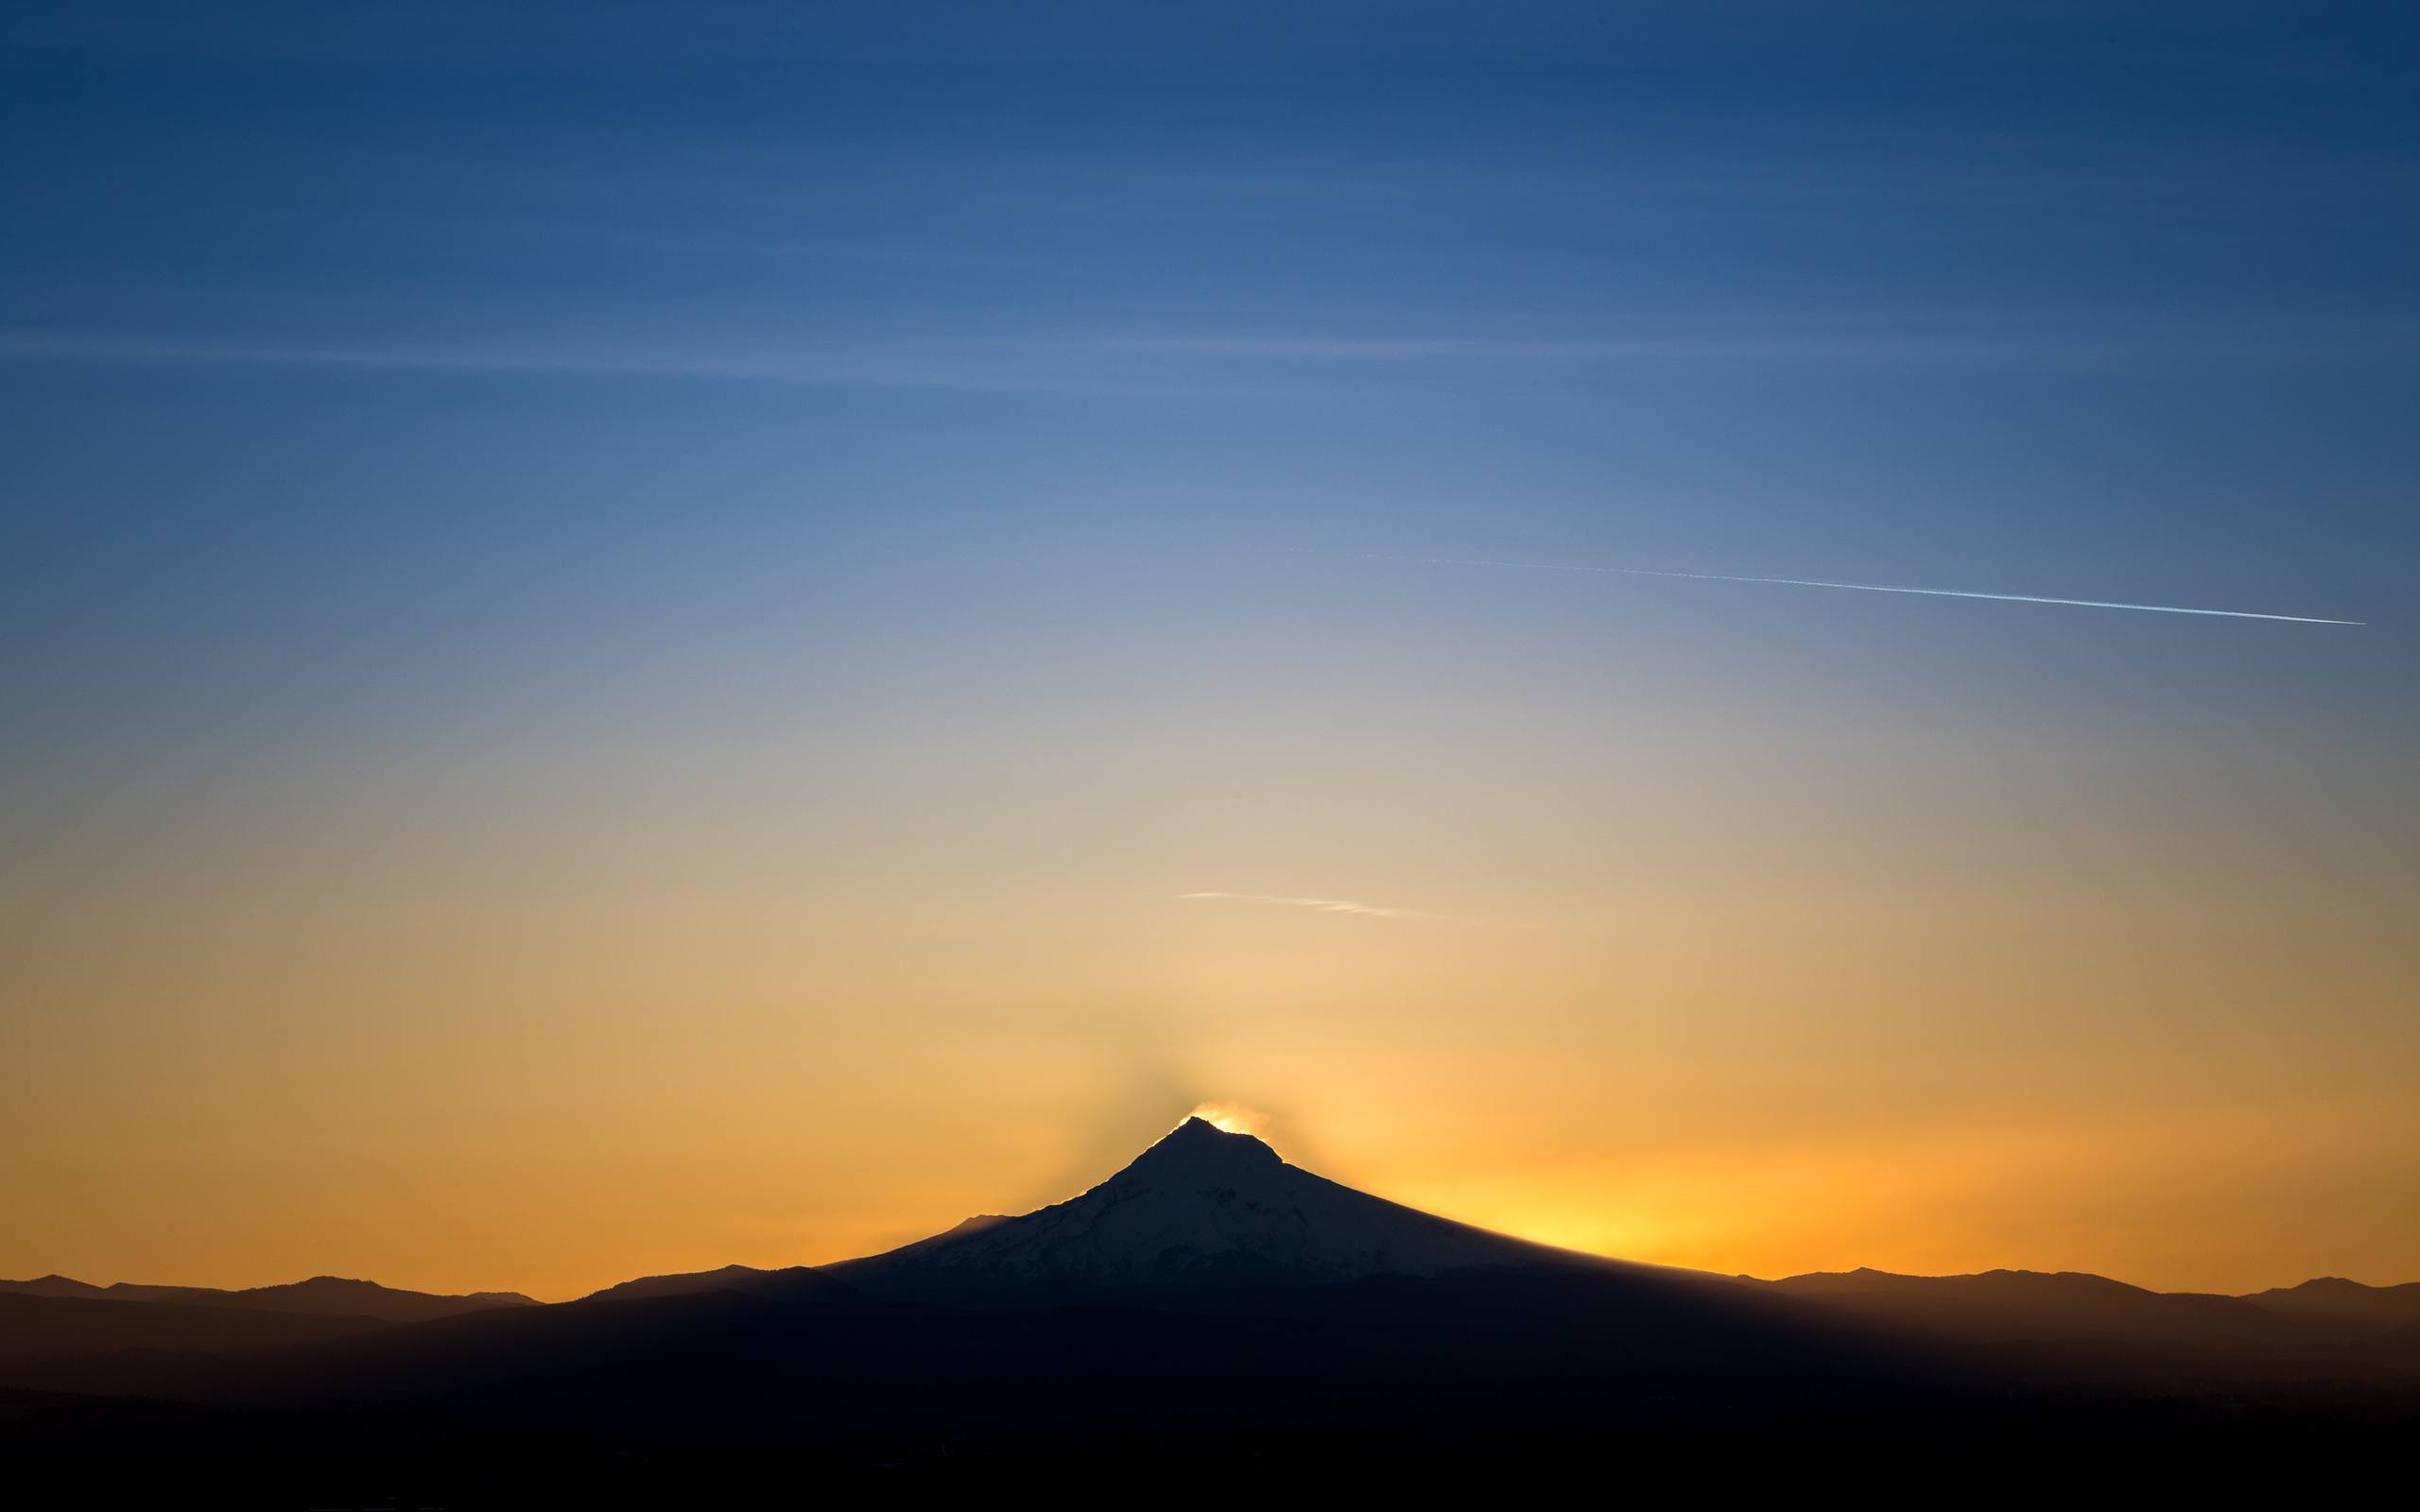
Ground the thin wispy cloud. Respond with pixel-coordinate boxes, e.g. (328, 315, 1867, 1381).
(1091, 312, 2420, 369)
(0, 331, 1178, 398)
(9, 309, 2411, 398)
(1102, 334, 2111, 364)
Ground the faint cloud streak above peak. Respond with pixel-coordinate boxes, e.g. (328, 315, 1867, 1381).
(1177, 892, 1451, 922)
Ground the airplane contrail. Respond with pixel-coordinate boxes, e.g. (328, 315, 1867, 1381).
(1333, 553, 2362, 626)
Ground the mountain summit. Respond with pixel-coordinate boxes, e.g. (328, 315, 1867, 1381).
(829, 1115, 1603, 1290)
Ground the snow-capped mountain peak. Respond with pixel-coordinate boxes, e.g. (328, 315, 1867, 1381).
(1108, 1115, 1285, 1185)
(832, 1114, 1603, 1289)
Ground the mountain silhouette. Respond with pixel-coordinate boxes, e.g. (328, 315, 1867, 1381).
(4, 1115, 2415, 1501)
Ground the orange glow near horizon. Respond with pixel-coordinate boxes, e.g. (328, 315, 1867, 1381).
(3, 560, 2412, 1307)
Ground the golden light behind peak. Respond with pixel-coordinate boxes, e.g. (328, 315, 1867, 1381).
(1184, 1102, 1270, 1138)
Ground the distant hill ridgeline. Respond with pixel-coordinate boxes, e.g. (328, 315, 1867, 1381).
(0, 1272, 537, 1324)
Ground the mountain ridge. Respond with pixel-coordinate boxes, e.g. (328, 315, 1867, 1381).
(0, 1273, 538, 1323)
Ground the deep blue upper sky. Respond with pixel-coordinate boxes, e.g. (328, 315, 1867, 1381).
(4, 1, 2414, 817)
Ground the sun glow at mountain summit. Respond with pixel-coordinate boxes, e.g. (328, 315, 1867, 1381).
(1184, 1103, 1270, 1139)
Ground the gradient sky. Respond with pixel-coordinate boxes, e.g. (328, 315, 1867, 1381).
(4, 2, 2416, 1300)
